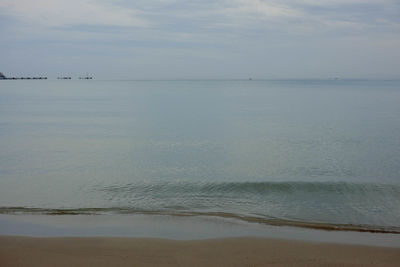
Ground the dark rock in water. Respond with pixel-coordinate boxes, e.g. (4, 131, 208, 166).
(79, 73, 93, 79)
(0, 73, 47, 80)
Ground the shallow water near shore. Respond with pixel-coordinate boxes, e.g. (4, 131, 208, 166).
(1, 79, 400, 233)
(1, 214, 400, 248)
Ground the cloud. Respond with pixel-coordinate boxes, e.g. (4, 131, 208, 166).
(223, 0, 303, 19)
(1, 0, 399, 79)
(291, 0, 393, 6)
(0, 0, 150, 27)
(2, 0, 399, 35)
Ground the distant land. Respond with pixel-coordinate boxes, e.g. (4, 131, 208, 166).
(0, 72, 47, 80)
(0, 72, 94, 80)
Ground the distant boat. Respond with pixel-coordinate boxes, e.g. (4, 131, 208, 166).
(57, 77, 72, 80)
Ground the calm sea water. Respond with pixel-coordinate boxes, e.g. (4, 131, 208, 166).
(1, 79, 400, 232)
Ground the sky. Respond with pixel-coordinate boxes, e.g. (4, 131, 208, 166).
(0, 0, 399, 79)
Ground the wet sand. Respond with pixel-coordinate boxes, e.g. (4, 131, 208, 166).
(1, 236, 400, 266)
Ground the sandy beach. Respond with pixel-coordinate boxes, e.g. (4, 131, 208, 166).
(1, 236, 399, 266)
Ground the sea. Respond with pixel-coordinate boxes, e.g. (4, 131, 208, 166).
(0, 79, 399, 233)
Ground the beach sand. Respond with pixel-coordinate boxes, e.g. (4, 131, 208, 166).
(1, 236, 399, 266)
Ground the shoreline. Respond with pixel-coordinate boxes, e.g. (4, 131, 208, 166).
(1, 214, 399, 248)
(1, 236, 400, 266)
(2, 207, 399, 234)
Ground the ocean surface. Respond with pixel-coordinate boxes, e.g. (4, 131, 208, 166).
(0, 79, 399, 233)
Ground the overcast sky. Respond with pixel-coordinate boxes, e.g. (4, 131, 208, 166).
(1, 0, 399, 79)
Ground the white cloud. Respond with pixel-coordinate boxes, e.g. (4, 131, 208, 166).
(2, 0, 398, 34)
(226, 0, 303, 18)
(291, 0, 391, 6)
(0, 0, 149, 27)
(1, 0, 399, 43)
(1, 0, 399, 78)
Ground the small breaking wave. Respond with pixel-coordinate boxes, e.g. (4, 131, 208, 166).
(99, 181, 400, 196)
(0, 206, 399, 234)
(2, 181, 399, 234)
